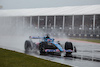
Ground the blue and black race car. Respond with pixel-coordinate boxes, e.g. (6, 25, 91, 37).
(24, 35, 77, 56)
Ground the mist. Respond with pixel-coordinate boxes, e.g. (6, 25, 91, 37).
(0, 17, 44, 36)
(0, 17, 45, 51)
(0, 16, 68, 51)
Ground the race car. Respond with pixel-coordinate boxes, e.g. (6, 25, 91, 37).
(24, 35, 77, 56)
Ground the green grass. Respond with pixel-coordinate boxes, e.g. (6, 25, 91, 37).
(71, 38, 100, 43)
(0, 48, 71, 67)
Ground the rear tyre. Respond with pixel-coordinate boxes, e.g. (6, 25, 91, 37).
(65, 42, 73, 57)
(24, 40, 32, 53)
(39, 42, 46, 55)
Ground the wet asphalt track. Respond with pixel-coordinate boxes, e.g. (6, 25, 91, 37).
(0, 36, 100, 67)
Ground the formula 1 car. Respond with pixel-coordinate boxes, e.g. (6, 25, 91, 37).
(24, 36, 77, 56)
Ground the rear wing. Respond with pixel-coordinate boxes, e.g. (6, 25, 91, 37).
(29, 36, 43, 39)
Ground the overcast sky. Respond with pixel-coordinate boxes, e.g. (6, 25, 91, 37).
(0, 0, 100, 9)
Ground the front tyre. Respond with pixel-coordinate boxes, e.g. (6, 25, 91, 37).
(65, 42, 73, 57)
(74, 46, 77, 52)
(39, 42, 46, 55)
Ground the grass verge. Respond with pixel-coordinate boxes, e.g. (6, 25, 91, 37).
(71, 38, 100, 43)
(0, 48, 71, 67)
